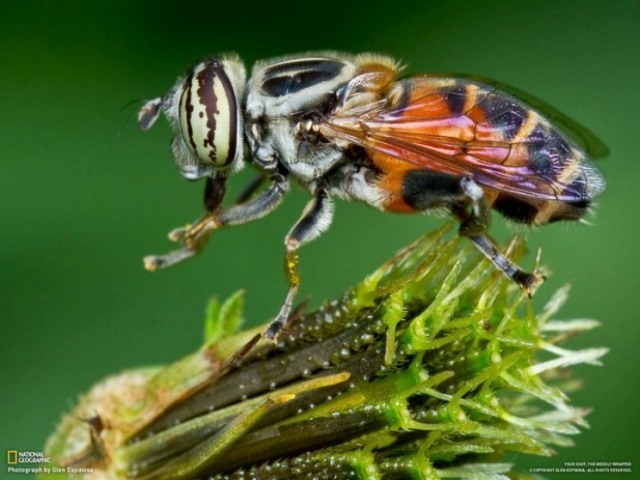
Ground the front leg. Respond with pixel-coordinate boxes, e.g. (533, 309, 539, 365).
(168, 173, 268, 243)
(144, 174, 289, 270)
(263, 190, 334, 341)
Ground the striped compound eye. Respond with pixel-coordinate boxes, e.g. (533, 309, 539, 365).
(178, 60, 241, 169)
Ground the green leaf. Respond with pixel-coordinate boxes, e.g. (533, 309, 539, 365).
(204, 290, 244, 345)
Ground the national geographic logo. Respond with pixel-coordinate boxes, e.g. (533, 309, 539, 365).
(6, 450, 95, 476)
(6, 450, 51, 464)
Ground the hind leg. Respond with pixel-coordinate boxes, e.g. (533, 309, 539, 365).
(456, 177, 544, 296)
(401, 170, 543, 296)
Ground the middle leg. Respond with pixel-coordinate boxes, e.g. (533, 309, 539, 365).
(263, 190, 334, 341)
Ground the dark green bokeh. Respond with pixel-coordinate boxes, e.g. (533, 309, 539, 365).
(1, 1, 638, 476)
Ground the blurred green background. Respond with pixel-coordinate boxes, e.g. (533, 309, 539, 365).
(1, 0, 638, 476)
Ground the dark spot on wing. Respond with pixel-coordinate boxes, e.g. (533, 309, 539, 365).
(529, 148, 554, 174)
(528, 124, 547, 142)
(442, 84, 467, 116)
(526, 141, 566, 178)
(527, 123, 571, 154)
(560, 173, 590, 201)
(479, 93, 530, 140)
(546, 127, 572, 154)
(492, 109, 528, 140)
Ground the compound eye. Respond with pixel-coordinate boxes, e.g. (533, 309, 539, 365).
(178, 61, 239, 168)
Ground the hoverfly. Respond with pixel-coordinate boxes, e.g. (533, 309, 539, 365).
(138, 52, 606, 341)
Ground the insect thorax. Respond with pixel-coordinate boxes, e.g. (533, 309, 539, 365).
(244, 53, 367, 183)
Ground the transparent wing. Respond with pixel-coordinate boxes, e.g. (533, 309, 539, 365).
(320, 76, 606, 202)
(449, 74, 609, 159)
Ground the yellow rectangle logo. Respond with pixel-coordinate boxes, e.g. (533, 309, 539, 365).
(7, 450, 18, 464)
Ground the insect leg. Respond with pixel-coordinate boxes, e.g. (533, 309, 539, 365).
(467, 235, 544, 296)
(166, 177, 228, 244)
(203, 175, 227, 213)
(457, 177, 544, 296)
(457, 177, 492, 237)
(170, 173, 268, 244)
(144, 174, 289, 270)
(263, 190, 334, 341)
(217, 173, 289, 226)
(233, 173, 267, 205)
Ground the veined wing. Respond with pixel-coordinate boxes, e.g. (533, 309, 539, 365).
(319, 76, 606, 202)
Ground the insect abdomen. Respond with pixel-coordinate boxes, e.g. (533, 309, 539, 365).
(374, 157, 592, 225)
(492, 194, 590, 225)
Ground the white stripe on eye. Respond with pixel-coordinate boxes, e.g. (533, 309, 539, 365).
(212, 76, 231, 164)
